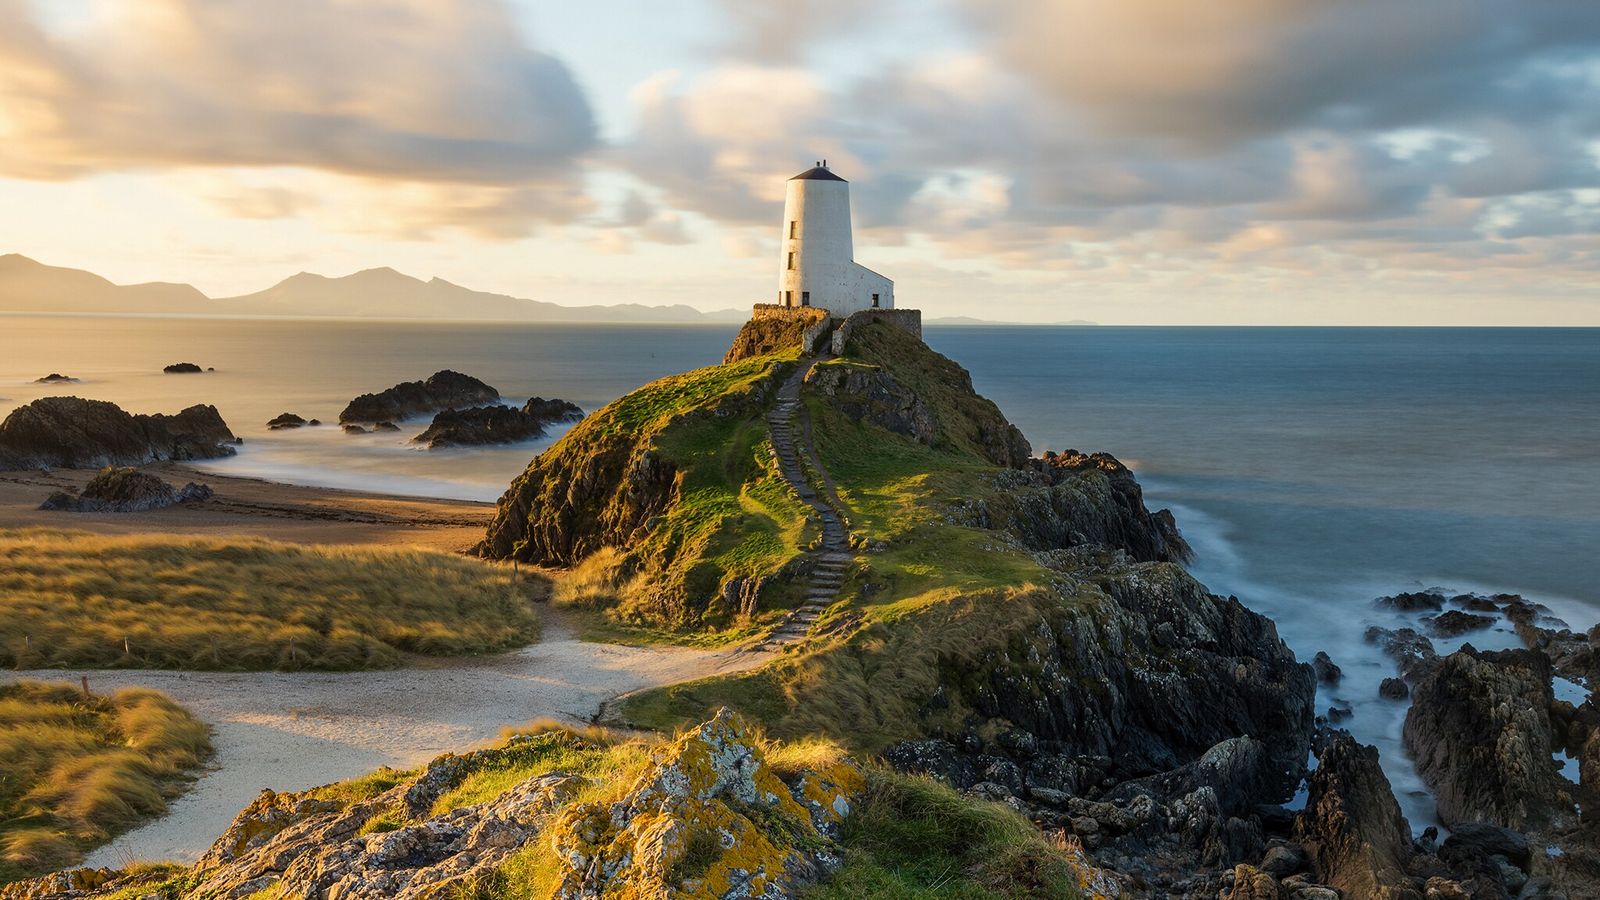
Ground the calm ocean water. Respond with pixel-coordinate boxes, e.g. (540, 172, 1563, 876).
(4, 316, 1597, 828)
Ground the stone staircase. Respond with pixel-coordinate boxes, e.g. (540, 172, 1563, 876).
(761, 358, 852, 648)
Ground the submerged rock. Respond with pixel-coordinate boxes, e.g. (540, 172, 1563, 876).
(33, 373, 76, 383)
(338, 370, 498, 424)
(0, 397, 237, 469)
(267, 412, 307, 429)
(39, 466, 212, 512)
(1423, 610, 1496, 638)
(412, 398, 583, 449)
(163, 362, 204, 373)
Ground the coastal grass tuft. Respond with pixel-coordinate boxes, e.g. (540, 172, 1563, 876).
(802, 771, 1081, 899)
(0, 529, 541, 671)
(0, 681, 211, 885)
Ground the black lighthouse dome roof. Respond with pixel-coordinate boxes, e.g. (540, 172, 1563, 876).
(790, 163, 847, 182)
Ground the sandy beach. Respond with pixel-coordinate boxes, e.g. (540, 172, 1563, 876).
(0, 462, 492, 551)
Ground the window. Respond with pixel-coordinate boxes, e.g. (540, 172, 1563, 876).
(787, 252, 796, 270)
(801, 291, 810, 307)
(871, 293, 880, 308)
(789, 220, 797, 238)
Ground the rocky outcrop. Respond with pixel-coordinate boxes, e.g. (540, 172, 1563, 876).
(413, 398, 583, 449)
(338, 370, 498, 424)
(267, 412, 314, 429)
(1404, 646, 1576, 833)
(2, 713, 863, 900)
(39, 466, 212, 512)
(0, 397, 237, 469)
(163, 362, 204, 373)
(549, 710, 861, 898)
(32, 373, 75, 383)
(723, 306, 830, 363)
(1293, 731, 1419, 899)
(950, 451, 1191, 564)
(808, 355, 1032, 468)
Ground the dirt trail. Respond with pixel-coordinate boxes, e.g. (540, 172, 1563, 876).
(8, 610, 770, 868)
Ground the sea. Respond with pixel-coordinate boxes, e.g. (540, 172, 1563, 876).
(4, 315, 1597, 831)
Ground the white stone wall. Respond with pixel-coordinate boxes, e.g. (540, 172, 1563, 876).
(776, 176, 893, 316)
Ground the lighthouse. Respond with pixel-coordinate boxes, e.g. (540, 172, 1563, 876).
(775, 162, 893, 316)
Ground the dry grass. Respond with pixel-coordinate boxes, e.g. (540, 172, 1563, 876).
(0, 528, 542, 671)
(0, 680, 211, 885)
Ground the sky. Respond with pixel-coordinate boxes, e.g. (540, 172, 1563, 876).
(1, 0, 1598, 324)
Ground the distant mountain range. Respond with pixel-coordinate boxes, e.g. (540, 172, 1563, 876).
(0, 254, 746, 324)
(0, 254, 1095, 326)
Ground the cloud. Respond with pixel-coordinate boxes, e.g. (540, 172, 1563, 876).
(0, 0, 597, 233)
(709, 0, 898, 62)
(957, 0, 1600, 144)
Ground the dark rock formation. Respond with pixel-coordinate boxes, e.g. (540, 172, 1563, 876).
(0, 397, 237, 469)
(163, 362, 204, 373)
(39, 466, 212, 512)
(267, 412, 306, 429)
(1312, 651, 1343, 685)
(1423, 610, 1496, 638)
(1378, 591, 1448, 612)
(413, 398, 583, 449)
(948, 451, 1191, 564)
(33, 373, 76, 383)
(338, 370, 498, 424)
(1404, 646, 1576, 832)
(372, 421, 400, 432)
(1365, 626, 1440, 681)
(342, 424, 368, 435)
(1292, 731, 1420, 899)
(1379, 677, 1409, 700)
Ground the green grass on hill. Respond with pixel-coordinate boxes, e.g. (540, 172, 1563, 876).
(0, 681, 211, 885)
(0, 529, 541, 671)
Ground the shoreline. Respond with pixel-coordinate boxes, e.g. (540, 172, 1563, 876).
(0, 462, 494, 551)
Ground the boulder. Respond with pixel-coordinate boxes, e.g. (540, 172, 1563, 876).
(267, 412, 306, 429)
(413, 398, 584, 449)
(1226, 864, 1285, 899)
(372, 421, 400, 432)
(0, 397, 237, 469)
(1424, 610, 1496, 638)
(1313, 651, 1343, 685)
(1441, 823, 1531, 870)
(1380, 678, 1410, 700)
(342, 424, 368, 435)
(39, 466, 212, 512)
(1292, 731, 1421, 899)
(1403, 646, 1576, 832)
(1366, 626, 1441, 681)
(163, 362, 204, 373)
(1379, 591, 1448, 612)
(338, 370, 498, 424)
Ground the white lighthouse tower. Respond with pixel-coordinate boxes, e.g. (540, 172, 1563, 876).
(775, 162, 893, 316)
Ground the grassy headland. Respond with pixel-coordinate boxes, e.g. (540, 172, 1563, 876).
(0, 529, 541, 671)
(0, 681, 211, 884)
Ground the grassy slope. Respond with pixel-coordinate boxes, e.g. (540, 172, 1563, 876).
(614, 322, 1094, 751)
(0, 681, 211, 884)
(525, 351, 813, 634)
(0, 529, 541, 671)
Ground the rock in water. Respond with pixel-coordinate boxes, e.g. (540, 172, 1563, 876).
(39, 466, 212, 512)
(1292, 731, 1419, 899)
(266, 412, 306, 429)
(338, 370, 498, 424)
(0, 397, 237, 469)
(163, 362, 204, 373)
(1312, 651, 1343, 685)
(33, 373, 76, 383)
(1404, 646, 1576, 832)
(413, 398, 583, 449)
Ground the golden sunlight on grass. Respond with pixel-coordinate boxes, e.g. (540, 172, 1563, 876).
(0, 681, 211, 884)
(0, 528, 542, 671)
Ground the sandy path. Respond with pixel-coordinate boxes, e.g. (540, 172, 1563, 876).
(8, 612, 770, 868)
